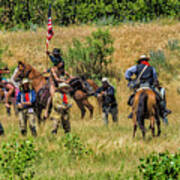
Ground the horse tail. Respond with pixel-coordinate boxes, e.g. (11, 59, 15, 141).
(137, 91, 148, 131)
(147, 90, 156, 116)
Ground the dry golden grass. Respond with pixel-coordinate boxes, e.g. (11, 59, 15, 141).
(0, 21, 180, 179)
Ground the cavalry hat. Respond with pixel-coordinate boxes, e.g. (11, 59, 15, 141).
(58, 82, 70, 88)
(102, 77, 109, 83)
(53, 48, 61, 55)
(22, 78, 30, 84)
(138, 55, 150, 61)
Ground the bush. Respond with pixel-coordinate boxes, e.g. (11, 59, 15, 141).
(149, 49, 171, 72)
(0, 0, 180, 29)
(0, 138, 37, 179)
(138, 150, 180, 180)
(167, 39, 180, 51)
(65, 29, 114, 80)
(61, 133, 93, 160)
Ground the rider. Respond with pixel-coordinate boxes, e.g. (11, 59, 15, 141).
(51, 82, 72, 134)
(1, 78, 16, 115)
(125, 55, 171, 120)
(46, 48, 70, 95)
(16, 78, 37, 136)
(95, 77, 118, 125)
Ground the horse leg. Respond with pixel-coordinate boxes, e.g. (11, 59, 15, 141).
(36, 108, 42, 125)
(155, 114, 161, 136)
(137, 115, 145, 139)
(44, 96, 52, 120)
(150, 116, 155, 137)
(97, 96, 102, 113)
(76, 100, 86, 119)
(82, 99, 94, 118)
(132, 111, 137, 138)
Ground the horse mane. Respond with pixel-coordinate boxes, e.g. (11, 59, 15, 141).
(25, 63, 45, 80)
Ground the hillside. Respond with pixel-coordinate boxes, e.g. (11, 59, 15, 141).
(0, 20, 180, 179)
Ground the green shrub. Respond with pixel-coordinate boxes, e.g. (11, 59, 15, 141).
(61, 133, 93, 160)
(65, 28, 114, 80)
(0, 138, 37, 180)
(149, 49, 171, 72)
(167, 39, 180, 51)
(138, 150, 180, 180)
(0, 0, 180, 29)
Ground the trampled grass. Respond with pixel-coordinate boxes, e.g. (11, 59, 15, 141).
(0, 20, 180, 179)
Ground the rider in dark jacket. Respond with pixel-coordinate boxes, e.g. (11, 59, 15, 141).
(95, 78, 118, 125)
(46, 48, 65, 68)
(125, 55, 171, 120)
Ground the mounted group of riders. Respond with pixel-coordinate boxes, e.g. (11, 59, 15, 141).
(0, 48, 171, 138)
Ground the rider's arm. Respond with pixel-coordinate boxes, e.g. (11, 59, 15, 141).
(106, 86, 115, 96)
(152, 67, 158, 82)
(95, 87, 103, 96)
(0, 70, 10, 74)
(51, 68, 64, 83)
(125, 65, 137, 81)
(16, 92, 21, 105)
(49, 55, 57, 64)
(31, 90, 36, 104)
(65, 71, 71, 78)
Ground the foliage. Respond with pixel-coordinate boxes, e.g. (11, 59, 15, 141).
(149, 49, 171, 72)
(61, 133, 93, 160)
(65, 28, 114, 80)
(0, 138, 37, 180)
(167, 39, 180, 51)
(138, 150, 180, 180)
(0, 0, 179, 29)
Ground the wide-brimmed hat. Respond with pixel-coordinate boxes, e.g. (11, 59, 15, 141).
(53, 48, 61, 55)
(137, 55, 150, 62)
(102, 77, 109, 83)
(58, 83, 70, 89)
(22, 78, 30, 84)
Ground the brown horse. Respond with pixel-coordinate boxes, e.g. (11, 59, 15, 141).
(14, 61, 52, 124)
(132, 88, 161, 139)
(66, 78, 100, 119)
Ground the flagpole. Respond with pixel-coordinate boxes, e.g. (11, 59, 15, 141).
(46, 3, 54, 71)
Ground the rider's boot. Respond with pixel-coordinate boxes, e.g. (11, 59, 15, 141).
(127, 93, 135, 106)
(159, 100, 171, 124)
(160, 100, 171, 116)
(51, 129, 57, 134)
(127, 93, 135, 118)
(31, 127, 37, 137)
(0, 123, 4, 135)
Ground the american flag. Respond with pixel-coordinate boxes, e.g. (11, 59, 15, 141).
(46, 4, 54, 50)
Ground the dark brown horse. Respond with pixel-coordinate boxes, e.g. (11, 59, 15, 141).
(68, 78, 100, 118)
(132, 88, 161, 139)
(14, 61, 52, 124)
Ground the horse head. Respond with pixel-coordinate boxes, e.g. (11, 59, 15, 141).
(14, 61, 32, 82)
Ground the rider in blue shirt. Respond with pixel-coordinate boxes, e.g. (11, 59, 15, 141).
(125, 55, 171, 121)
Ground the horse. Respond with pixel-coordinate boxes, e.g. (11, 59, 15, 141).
(68, 78, 100, 119)
(132, 88, 161, 139)
(13, 61, 52, 124)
